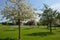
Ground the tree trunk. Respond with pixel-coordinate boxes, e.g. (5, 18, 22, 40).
(18, 19, 20, 40)
(50, 22, 52, 33)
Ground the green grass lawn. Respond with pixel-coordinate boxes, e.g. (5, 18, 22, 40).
(0, 25, 60, 40)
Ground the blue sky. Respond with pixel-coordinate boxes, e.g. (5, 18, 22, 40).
(0, 0, 60, 22)
(28, 0, 60, 12)
(0, 0, 60, 12)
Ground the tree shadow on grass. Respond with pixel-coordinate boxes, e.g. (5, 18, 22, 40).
(0, 38, 17, 40)
(25, 32, 54, 37)
(57, 31, 60, 32)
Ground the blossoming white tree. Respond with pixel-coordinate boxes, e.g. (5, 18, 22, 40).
(1, 0, 34, 40)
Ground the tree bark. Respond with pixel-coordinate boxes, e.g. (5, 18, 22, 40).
(18, 19, 20, 40)
(50, 22, 52, 33)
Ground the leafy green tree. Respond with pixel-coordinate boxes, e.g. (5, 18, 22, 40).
(40, 4, 57, 33)
(1, 0, 34, 40)
(56, 12, 60, 25)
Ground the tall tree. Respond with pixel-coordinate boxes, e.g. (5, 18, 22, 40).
(40, 4, 57, 33)
(1, 0, 34, 40)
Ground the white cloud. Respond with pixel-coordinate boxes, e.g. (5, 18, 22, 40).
(34, 10, 43, 13)
(51, 3, 60, 11)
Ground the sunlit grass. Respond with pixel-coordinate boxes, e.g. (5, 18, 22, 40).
(0, 25, 60, 40)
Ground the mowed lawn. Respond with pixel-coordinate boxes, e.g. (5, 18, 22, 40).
(0, 24, 60, 40)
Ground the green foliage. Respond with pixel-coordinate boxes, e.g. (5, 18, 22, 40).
(37, 22, 41, 26)
(40, 4, 58, 26)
